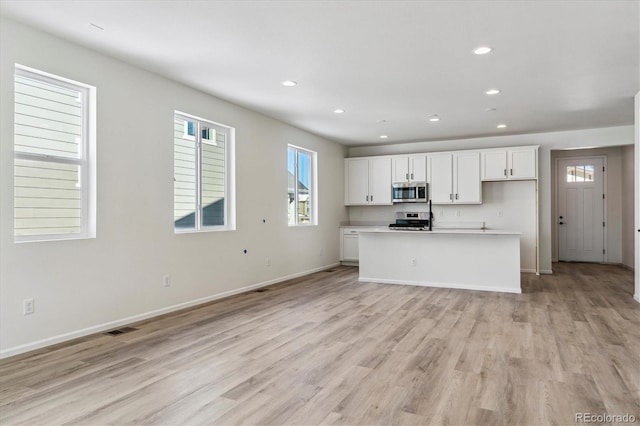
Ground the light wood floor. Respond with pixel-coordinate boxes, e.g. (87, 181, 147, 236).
(1, 263, 638, 425)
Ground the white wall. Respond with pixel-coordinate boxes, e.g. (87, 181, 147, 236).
(350, 126, 634, 274)
(621, 145, 636, 269)
(550, 147, 627, 264)
(0, 18, 348, 357)
(635, 92, 639, 302)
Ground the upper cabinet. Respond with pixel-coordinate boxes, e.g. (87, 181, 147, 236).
(482, 146, 538, 181)
(392, 155, 427, 183)
(345, 157, 392, 205)
(345, 146, 537, 207)
(428, 151, 481, 204)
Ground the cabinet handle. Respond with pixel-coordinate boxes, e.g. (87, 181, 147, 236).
(510, 169, 513, 176)
(504, 169, 507, 176)
(366, 195, 369, 202)
(455, 193, 459, 200)
(406, 173, 409, 180)
(449, 193, 453, 201)
(371, 195, 373, 202)
(410, 173, 414, 180)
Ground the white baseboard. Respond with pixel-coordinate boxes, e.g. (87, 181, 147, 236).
(634, 293, 639, 303)
(0, 263, 340, 359)
(520, 268, 537, 274)
(540, 269, 553, 275)
(358, 277, 521, 294)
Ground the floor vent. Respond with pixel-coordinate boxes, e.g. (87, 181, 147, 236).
(105, 327, 138, 336)
(254, 288, 269, 293)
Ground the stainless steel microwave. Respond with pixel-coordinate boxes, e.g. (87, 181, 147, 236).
(392, 182, 428, 203)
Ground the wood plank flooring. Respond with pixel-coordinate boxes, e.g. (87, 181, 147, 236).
(1, 263, 638, 425)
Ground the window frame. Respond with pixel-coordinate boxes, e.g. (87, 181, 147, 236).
(173, 111, 235, 233)
(13, 64, 96, 243)
(288, 144, 317, 227)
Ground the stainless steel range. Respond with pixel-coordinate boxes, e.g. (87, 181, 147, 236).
(388, 210, 433, 231)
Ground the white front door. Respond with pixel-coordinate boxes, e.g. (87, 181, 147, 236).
(558, 157, 605, 262)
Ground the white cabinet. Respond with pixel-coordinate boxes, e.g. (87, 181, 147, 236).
(427, 153, 454, 203)
(392, 155, 427, 183)
(340, 227, 387, 262)
(482, 146, 537, 181)
(345, 157, 392, 205)
(340, 228, 360, 262)
(428, 151, 481, 204)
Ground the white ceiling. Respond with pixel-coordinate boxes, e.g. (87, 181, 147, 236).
(1, 0, 638, 146)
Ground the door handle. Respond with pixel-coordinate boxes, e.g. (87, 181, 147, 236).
(559, 222, 564, 225)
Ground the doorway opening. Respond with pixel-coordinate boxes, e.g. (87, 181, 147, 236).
(555, 155, 607, 262)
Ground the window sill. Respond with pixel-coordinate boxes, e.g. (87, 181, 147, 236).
(14, 234, 96, 243)
(174, 226, 236, 234)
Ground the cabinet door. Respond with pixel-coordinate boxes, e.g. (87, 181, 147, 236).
(428, 153, 453, 203)
(369, 157, 392, 205)
(409, 155, 427, 182)
(454, 151, 482, 203)
(392, 157, 409, 183)
(481, 150, 508, 181)
(509, 148, 537, 179)
(345, 158, 370, 205)
(342, 234, 359, 261)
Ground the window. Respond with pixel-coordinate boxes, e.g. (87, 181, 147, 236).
(14, 65, 96, 241)
(288, 145, 317, 225)
(174, 112, 235, 232)
(566, 165, 595, 182)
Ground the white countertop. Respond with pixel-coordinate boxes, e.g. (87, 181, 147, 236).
(358, 228, 522, 235)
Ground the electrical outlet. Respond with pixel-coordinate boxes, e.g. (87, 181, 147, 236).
(438, 210, 444, 217)
(456, 210, 461, 217)
(23, 298, 34, 315)
(497, 210, 504, 217)
(163, 275, 171, 287)
(411, 258, 417, 267)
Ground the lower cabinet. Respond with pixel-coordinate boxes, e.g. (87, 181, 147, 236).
(340, 227, 385, 262)
(342, 232, 359, 261)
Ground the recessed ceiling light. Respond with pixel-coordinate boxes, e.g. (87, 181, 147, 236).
(333, 109, 345, 114)
(497, 124, 507, 129)
(428, 115, 440, 122)
(485, 89, 501, 95)
(88, 23, 104, 31)
(473, 46, 492, 55)
(281, 80, 297, 87)
(379, 135, 389, 139)
(485, 108, 497, 112)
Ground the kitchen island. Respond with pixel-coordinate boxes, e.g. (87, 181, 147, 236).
(358, 229, 521, 293)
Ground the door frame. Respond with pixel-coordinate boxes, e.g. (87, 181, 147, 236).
(554, 155, 608, 262)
